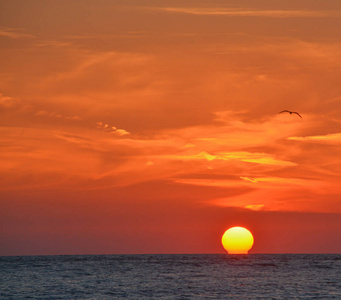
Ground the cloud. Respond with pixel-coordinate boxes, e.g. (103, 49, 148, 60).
(239, 176, 318, 187)
(40, 51, 154, 95)
(245, 204, 264, 211)
(55, 133, 94, 148)
(113, 129, 130, 136)
(35, 110, 81, 121)
(36, 40, 75, 48)
(1, 5, 341, 218)
(219, 151, 296, 166)
(288, 133, 341, 144)
(0, 94, 17, 108)
(168, 151, 296, 166)
(240, 176, 258, 183)
(175, 174, 316, 190)
(95, 121, 130, 136)
(0, 28, 33, 39)
(152, 7, 337, 18)
(169, 151, 216, 161)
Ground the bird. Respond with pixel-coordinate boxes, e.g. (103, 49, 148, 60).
(279, 110, 302, 118)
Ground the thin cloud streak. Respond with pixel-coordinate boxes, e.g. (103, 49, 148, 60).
(245, 204, 264, 211)
(152, 7, 338, 18)
(288, 133, 341, 143)
(0, 28, 34, 39)
(166, 151, 296, 166)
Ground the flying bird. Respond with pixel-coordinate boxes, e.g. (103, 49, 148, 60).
(279, 110, 302, 118)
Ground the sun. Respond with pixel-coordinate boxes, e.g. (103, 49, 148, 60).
(221, 226, 254, 254)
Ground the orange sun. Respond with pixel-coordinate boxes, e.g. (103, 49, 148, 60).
(222, 226, 254, 254)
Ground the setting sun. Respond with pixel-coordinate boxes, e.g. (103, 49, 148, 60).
(222, 227, 254, 254)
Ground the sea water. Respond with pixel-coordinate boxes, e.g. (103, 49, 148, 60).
(1, 254, 340, 299)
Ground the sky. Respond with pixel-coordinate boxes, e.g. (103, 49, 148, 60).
(1, 0, 341, 255)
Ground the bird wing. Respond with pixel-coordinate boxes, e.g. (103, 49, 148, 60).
(293, 112, 302, 118)
(279, 110, 290, 114)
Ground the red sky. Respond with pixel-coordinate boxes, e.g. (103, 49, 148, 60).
(1, 0, 341, 255)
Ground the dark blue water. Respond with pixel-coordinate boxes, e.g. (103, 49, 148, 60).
(1, 254, 340, 299)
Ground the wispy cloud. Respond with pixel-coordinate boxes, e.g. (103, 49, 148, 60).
(35, 110, 81, 121)
(55, 133, 93, 148)
(113, 129, 130, 136)
(240, 176, 258, 183)
(288, 133, 341, 144)
(220, 151, 296, 166)
(36, 40, 75, 48)
(0, 28, 33, 39)
(212, 177, 340, 213)
(176, 175, 315, 189)
(168, 151, 296, 166)
(152, 7, 337, 18)
(0, 94, 17, 108)
(245, 204, 264, 211)
(239, 176, 316, 187)
(95, 121, 130, 136)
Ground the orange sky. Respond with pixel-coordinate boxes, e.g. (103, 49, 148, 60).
(1, 0, 341, 255)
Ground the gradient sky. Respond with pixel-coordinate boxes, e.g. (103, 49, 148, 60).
(1, 0, 341, 255)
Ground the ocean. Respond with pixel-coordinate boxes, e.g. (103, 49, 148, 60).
(1, 254, 340, 299)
